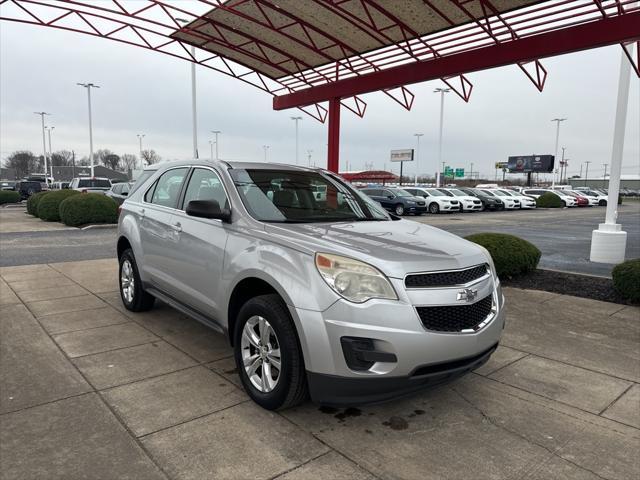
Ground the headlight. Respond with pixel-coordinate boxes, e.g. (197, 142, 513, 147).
(406, 200, 415, 205)
(315, 253, 397, 303)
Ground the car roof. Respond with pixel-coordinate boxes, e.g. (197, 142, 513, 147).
(150, 159, 323, 173)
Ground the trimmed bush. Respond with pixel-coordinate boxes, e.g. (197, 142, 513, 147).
(59, 193, 118, 227)
(536, 192, 562, 208)
(37, 189, 80, 221)
(0, 190, 21, 205)
(465, 233, 541, 278)
(26, 191, 50, 216)
(612, 259, 640, 303)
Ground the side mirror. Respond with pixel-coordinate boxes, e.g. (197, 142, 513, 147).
(186, 200, 231, 222)
(387, 195, 394, 199)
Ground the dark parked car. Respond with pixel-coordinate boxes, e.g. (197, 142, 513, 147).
(15, 181, 43, 200)
(360, 187, 427, 215)
(458, 188, 504, 211)
(0, 181, 16, 191)
(106, 182, 134, 205)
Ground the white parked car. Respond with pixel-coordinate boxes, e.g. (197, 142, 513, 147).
(402, 187, 461, 214)
(437, 188, 483, 212)
(522, 189, 576, 207)
(479, 189, 520, 209)
(575, 189, 608, 206)
(69, 177, 112, 194)
(495, 189, 536, 209)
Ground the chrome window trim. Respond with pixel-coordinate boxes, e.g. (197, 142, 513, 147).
(141, 165, 191, 212)
(179, 164, 233, 213)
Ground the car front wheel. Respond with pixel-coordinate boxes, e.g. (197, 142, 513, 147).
(234, 294, 307, 410)
(394, 204, 405, 216)
(119, 248, 155, 312)
(429, 202, 440, 214)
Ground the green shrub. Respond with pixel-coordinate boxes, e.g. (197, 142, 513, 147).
(37, 189, 80, 221)
(0, 190, 20, 205)
(59, 193, 118, 227)
(536, 192, 562, 208)
(612, 259, 640, 303)
(465, 233, 541, 278)
(26, 191, 50, 216)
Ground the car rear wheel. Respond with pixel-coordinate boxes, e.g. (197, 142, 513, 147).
(234, 294, 307, 410)
(394, 204, 405, 216)
(599, 200, 607, 206)
(429, 202, 440, 214)
(561, 200, 566, 208)
(119, 248, 155, 312)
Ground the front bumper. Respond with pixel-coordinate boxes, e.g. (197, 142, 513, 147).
(461, 200, 483, 211)
(294, 278, 505, 404)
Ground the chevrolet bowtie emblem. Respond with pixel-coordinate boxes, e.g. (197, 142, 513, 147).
(457, 288, 478, 302)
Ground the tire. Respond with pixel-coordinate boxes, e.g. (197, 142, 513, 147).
(561, 200, 566, 208)
(599, 200, 607, 206)
(234, 294, 307, 410)
(429, 202, 440, 214)
(394, 204, 405, 216)
(119, 248, 155, 312)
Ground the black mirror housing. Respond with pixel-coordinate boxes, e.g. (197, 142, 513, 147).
(186, 200, 231, 222)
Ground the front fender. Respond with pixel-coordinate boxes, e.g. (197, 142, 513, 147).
(118, 209, 145, 280)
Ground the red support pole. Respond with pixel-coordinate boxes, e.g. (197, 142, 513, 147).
(327, 98, 341, 173)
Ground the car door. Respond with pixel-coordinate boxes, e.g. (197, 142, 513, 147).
(379, 189, 396, 209)
(139, 167, 189, 293)
(168, 167, 230, 318)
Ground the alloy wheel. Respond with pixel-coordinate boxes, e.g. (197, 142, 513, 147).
(120, 259, 135, 303)
(241, 316, 281, 393)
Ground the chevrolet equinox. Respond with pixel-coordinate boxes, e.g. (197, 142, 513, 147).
(117, 161, 504, 410)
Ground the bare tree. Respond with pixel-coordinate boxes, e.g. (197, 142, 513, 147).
(141, 149, 161, 165)
(77, 156, 91, 166)
(120, 153, 137, 172)
(95, 149, 116, 168)
(50, 150, 73, 166)
(4, 151, 38, 178)
(104, 154, 121, 171)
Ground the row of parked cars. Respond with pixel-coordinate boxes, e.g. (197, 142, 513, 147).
(356, 185, 611, 215)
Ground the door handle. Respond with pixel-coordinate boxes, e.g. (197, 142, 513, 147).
(171, 222, 182, 233)
(139, 208, 145, 218)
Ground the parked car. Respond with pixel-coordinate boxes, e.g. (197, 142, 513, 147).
(117, 161, 504, 409)
(402, 187, 460, 213)
(458, 188, 504, 211)
(479, 189, 520, 209)
(360, 187, 427, 215)
(522, 189, 576, 207)
(0, 181, 16, 191)
(69, 177, 112, 194)
(565, 191, 592, 207)
(15, 180, 43, 199)
(106, 181, 134, 206)
(494, 189, 536, 209)
(50, 181, 70, 190)
(577, 189, 608, 206)
(436, 188, 482, 212)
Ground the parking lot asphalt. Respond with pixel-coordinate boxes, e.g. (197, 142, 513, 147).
(1, 259, 638, 480)
(1, 203, 638, 276)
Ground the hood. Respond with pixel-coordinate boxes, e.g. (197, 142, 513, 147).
(265, 220, 488, 278)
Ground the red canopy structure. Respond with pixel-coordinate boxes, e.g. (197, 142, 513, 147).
(2, 1, 639, 172)
(340, 170, 397, 183)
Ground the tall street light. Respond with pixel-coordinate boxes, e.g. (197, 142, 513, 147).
(291, 116, 302, 165)
(434, 88, 450, 187)
(211, 130, 221, 160)
(413, 133, 423, 185)
(137, 134, 145, 169)
(551, 118, 567, 187)
(77, 82, 100, 177)
(177, 18, 198, 159)
(583, 161, 592, 187)
(209, 140, 214, 162)
(602, 163, 609, 179)
(34, 112, 50, 186)
(45, 126, 55, 180)
(307, 149, 313, 167)
(263, 145, 270, 162)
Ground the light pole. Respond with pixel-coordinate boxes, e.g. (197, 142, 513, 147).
(211, 130, 221, 160)
(263, 145, 269, 162)
(209, 140, 214, 162)
(583, 161, 591, 187)
(307, 149, 313, 166)
(413, 133, 423, 185)
(551, 118, 567, 187)
(602, 163, 609, 179)
(45, 126, 55, 181)
(177, 18, 198, 159)
(434, 88, 450, 187)
(470, 162, 474, 180)
(560, 147, 566, 183)
(77, 83, 99, 177)
(34, 112, 50, 185)
(291, 116, 302, 165)
(137, 134, 145, 169)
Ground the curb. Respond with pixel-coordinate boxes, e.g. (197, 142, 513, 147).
(81, 224, 117, 231)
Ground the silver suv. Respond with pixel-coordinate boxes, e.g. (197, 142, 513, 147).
(117, 161, 504, 410)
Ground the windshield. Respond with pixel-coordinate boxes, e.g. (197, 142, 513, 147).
(426, 189, 447, 197)
(448, 189, 467, 197)
(230, 169, 389, 223)
(480, 190, 496, 197)
(78, 179, 111, 188)
(391, 189, 413, 197)
(492, 190, 510, 197)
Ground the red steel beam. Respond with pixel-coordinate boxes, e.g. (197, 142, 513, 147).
(327, 98, 341, 173)
(274, 11, 640, 110)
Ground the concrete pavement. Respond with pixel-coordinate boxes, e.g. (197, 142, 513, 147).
(1, 259, 638, 479)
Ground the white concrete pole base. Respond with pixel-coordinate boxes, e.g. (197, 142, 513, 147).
(590, 223, 627, 264)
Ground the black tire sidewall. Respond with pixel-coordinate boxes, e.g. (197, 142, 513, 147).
(395, 204, 404, 216)
(429, 203, 439, 214)
(233, 296, 302, 410)
(119, 249, 143, 310)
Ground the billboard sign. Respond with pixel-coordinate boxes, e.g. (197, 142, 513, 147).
(390, 149, 414, 162)
(495, 161, 508, 169)
(507, 155, 554, 173)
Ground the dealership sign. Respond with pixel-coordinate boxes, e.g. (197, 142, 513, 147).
(507, 155, 554, 173)
(390, 149, 414, 162)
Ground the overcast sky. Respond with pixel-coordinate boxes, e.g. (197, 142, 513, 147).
(1, 20, 638, 180)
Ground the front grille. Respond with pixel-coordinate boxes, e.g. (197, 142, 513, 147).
(450, 200, 459, 204)
(417, 201, 425, 206)
(416, 295, 493, 332)
(405, 264, 487, 288)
